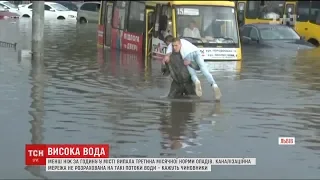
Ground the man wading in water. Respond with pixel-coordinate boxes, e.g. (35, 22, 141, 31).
(163, 35, 222, 101)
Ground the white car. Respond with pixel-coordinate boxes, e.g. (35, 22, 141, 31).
(19, 2, 77, 20)
(0, 1, 20, 15)
(77, 2, 100, 24)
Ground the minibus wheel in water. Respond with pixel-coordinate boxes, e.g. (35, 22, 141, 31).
(308, 38, 319, 47)
(57, 16, 65, 20)
(79, 17, 87, 24)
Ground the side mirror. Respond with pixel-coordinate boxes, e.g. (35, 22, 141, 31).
(238, 13, 244, 25)
(300, 36, 305, 40)
(238, 12, 244, 19)
(50, 9, 55, 12)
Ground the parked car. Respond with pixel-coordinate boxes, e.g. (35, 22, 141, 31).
(54, 1, 78, 11)
(19, 2, 77, 20)
(77, 1, 100, 24)
(0, 6, 19, 19)
(0, 1, 19, 15)
(73, 2, 83, 9)
(240, 24, 315, 50)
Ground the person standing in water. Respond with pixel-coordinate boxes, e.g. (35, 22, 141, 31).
(163, 36, 222, 101)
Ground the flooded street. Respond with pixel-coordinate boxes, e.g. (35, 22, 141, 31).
(0, 19, 320, 179)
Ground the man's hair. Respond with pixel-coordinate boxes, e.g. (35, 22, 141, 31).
(172, 38, 181, 43)
(164, 36, 180, 44)
(165, 35, 174, 43)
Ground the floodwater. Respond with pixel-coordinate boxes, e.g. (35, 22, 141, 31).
(0, 19, 320, 179)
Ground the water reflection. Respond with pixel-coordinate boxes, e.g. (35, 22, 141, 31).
(159, 101, 197, 151)
(293, 48, 320, 91)
(25, 55, 47, 179)
(98, 49, 144, 77)
(288, 105, 320, 152)
(159, 101, 223, 155)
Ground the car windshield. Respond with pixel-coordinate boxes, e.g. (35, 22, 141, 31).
(259, 26, 300, 40)
(50, 3, 69, 11)
(176, 5, 239, 44)
(2, 1, 17, 8)
(57, 2, 78, 11)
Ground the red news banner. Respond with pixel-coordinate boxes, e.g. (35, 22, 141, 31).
(25, 144, 109, 166)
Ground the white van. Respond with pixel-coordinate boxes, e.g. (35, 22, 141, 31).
(77, 1, 100, 24)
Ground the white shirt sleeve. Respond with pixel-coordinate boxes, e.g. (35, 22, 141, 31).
(166, 43, 172, 54)
(183, 28, 191, 37)
(183, 28, 201, 38)
(195, 28, 201, 38)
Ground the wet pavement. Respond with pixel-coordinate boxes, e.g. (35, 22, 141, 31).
(0, 19, 320, 179)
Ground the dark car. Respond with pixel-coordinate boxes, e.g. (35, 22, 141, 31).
(240, 23, 315, 50)
(54, 1, 78, 11)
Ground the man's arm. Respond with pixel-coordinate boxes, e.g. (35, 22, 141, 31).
(161, 63, 170, 76)
(166, 43, 172, 55)
(162, 43, 172, 64)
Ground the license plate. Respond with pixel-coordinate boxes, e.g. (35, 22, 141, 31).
(205, 61, 237, 71)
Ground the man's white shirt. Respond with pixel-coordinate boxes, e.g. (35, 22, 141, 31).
(183, 28, 201, 39)
(166, 39, 198, 59)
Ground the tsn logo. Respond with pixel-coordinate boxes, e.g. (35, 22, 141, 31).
(278, 137, 295, 145)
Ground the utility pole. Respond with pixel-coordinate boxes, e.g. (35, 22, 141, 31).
(32, 1, 44, 58)
(25, 3, 47, 178)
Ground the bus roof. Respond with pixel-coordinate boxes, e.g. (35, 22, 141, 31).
(145, 1, 235, 7)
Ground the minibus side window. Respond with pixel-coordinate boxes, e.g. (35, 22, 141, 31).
(296, 1, 310, 22)
(310, 1, 320, 25)
(259, 1, 284, 20)
(160, 5, 172, 39)
(127, 2, 146, 33)
(112, 1, 129, 30)
(246, 1, 259, 19)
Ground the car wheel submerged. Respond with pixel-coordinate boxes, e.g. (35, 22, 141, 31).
(57, 16, 65, 20)
(308, 38, 319, 47)
(22, 14, 30, 18)
(79, 17, 87, 24)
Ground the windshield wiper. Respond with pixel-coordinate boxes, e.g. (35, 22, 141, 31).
(214, 37, 235, 43)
